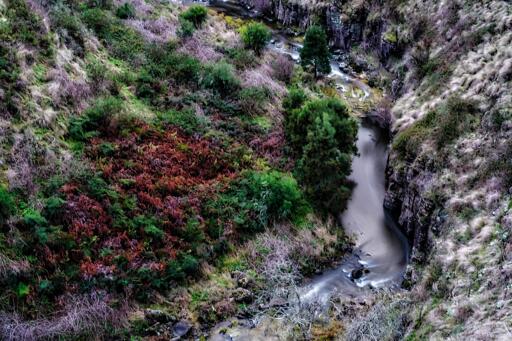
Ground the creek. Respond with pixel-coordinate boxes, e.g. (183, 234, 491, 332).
(186, 0, 410, 337)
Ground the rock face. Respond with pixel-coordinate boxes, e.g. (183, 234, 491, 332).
(244, 0, 391, 57)
(383, 158, 436, 263)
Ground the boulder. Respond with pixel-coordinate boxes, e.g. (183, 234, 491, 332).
(232, 288, 254, 303)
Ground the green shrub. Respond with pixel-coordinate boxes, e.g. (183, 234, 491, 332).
(170, 53, 201, 84)
(44, 196, 66, 220)
(23, 208, 48, 228)
(87, 175, 118, 200)
(180, 254, 199, 275)
(164, 254, 199, 281)
(165, 260, 185, 281)
(433, 96, 479, 148)
(116, 3, 136, 19)
(0, 186, 15, 223)
(158, 109, 206, 135)
(226, 47, 257, 70)
(238, 86, 270, 114)
(68, 96, 124, 140)
(285, 97, 355, 156)
(202, 62, 240, 97)
(392, 111, 436, 161)
(283, 87, 308, 112)
(82, 8, 144, 62)
(207, 171, 310, 234)
(180, 5, 208, 28)
(133, 215, 164, 240)
(144, 224, 165, 240)
(392, 96, 479, 160)
(240, 22, 271, 56)
(5, 0, 54, 57)
(135, 69, 164, 101)
(51, 6, 85, 54)
(99, 142, 116, 156)
(181, 218, 205, 244)
(136, 52, 200, 102)
(178, 17, 195, 38)
(81, 8, 112, 36)
(0, 45, 22, 116)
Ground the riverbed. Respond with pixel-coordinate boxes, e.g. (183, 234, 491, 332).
(188, 0, 410, 337)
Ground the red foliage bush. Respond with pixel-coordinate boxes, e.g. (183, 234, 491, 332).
(58, 124, 237, 284)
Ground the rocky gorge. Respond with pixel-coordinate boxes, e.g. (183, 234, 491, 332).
(0, 0, 511, 339)
(240, 0, 512, 338)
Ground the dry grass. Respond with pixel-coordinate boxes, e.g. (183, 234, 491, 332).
(0, 294, 128, 341)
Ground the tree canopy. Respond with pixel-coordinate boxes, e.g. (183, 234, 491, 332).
(240, 22, 271, 56)
(285, 96, 357, 213)
(300, 25, 331, 77)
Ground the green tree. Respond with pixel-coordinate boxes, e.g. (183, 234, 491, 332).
(296, 113, 354, 213)
(300, 25, 331, 78)
(285, 97, 357, 213)
(240, 22, 271, 56)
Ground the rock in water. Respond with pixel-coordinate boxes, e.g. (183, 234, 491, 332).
(172, 320, 191, 338)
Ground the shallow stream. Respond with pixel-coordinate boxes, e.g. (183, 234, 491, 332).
(186, 0, 410, 336)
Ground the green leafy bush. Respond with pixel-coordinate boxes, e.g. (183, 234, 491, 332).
(0, 45, 22, 116)
(170, 53, 201, 84)
(0, 186, 15, 223)
(23, 209, 50, 244)
(238, 86, 270, 114)
(180, 5, 208, 28)
(44, 196, 66, 220)
(136, 52, 200, 102)
(434, 96, 479, 148)
(51, 5, 85, 55)
(68, 96, 124, 140)
(82, 8, 144, 62)
(5, 0, 54, 57)
(23, 208, 48, 228)
(158, 109, 206, 135)
(283, 87, 308, 112)
(202, 62, 240, 97)
(180, 254, 199, 275)
(178, 17, 195, 38)
(240, 22, 271, 56)
(392, 111, 436, 161)
(393, 96, 479, 160)
(226, 47, 257, 70)
(207, 171, 310, 234)
(116, 3, 136, 19)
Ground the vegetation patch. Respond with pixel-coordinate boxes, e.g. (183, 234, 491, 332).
(393, 96, 479, 160)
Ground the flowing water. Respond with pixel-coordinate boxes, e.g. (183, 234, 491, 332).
(185, 0, 409, 335)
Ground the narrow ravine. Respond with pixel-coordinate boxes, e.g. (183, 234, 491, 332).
(190, 0, 410, 336)
(300, 122, 409, 305)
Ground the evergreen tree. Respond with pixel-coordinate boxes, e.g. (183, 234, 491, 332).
(285, 97, 357, 213)
(300, 25, 331, 77)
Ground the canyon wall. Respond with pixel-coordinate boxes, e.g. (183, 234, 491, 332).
(246, 0, 512, 338)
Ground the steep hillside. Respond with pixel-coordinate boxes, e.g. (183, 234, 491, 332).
(0, 0, 358, 339)
(243, 0, 512, 339)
